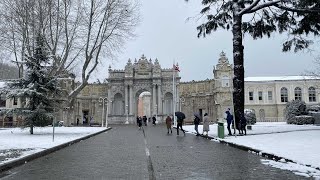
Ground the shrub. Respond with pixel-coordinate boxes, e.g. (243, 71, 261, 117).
(244, 109, 256, 125)
(284, 100, 308, 124)
(307, 104, 320, 112)
(287, 115, 315, 125)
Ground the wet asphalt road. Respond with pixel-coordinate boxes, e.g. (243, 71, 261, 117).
(0, 125, 310, 180)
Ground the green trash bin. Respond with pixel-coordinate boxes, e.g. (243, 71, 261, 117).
(218, 122, 224, 139)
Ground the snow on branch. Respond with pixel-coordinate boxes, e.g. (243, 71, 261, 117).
(244, 0, 281, 14)
(274, 4, 320, 13)
(238, 0, 261, 15)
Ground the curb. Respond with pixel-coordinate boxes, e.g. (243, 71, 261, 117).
(0, 127, 112, 172)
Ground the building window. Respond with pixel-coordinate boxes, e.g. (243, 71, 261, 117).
(13, 97, 18, 105)
(258, 91, 263, 101)
(309, 87, 316, 102)
(268, 91, 272, 100)
(222, 76, 230, 87)
(280, 87, 288, 102)
(249, 92, 253, 101)
(294, 87, 302, 101)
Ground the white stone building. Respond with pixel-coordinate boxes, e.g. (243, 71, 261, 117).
(244, 76, 320, 122)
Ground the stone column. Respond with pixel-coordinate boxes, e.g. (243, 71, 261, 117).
(107, 88, 111, 115)
(157, 85, 162, 115)
(125, 85, 128, 115)
(152, 84, 156, 116)
(129, 86, 133, 115)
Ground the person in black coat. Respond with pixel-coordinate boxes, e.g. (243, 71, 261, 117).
(136, 116, 139, 126)
(176, 116, 185, 135)
(138, 116, 143, 129)
(152, 116, 156, 125)
(143, 115, 147, 126)
(240, 115, 247, 135)
(193, 114, 200, 136)
(225, 110, 233, 135)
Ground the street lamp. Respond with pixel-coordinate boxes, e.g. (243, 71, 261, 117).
(125, 105, 129, 124)
(99, 97, 110, 127)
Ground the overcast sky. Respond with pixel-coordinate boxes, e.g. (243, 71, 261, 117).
(93, 0, 319, 82)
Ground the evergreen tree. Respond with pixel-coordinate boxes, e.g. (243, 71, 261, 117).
(5, 33, 62, 134)
(186, 0, 320, 126)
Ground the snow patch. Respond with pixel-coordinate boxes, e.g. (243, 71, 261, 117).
(261, 159, 320, 178)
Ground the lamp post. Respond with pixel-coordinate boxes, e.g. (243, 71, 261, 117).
(125, 105, 129, 124)
(99, 97, 109, 127)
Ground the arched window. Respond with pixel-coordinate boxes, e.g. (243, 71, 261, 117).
(163, 92, 173, 115)
(294, 87, 302, 101)
(280, 87, 288, 102)
(308, 87, 316, 102)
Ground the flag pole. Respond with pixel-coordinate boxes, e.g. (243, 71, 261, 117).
(173, 60, 176, 127)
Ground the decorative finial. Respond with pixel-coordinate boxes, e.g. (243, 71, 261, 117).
(108, 65, 112, 71)
(220, 51, 226, 57)
(134, 58, 137, 63)
(141, 54, 145, 59)
(218, 51, 228, 64)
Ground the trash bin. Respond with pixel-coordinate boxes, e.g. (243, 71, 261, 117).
(218, 122, 224, 139)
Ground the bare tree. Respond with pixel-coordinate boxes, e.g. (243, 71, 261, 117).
(0, 0, 140, 103)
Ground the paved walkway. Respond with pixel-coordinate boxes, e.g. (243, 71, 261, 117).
(0, 125, 309, 180)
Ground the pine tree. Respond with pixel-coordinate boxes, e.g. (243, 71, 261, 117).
(5, 33, 62, 134)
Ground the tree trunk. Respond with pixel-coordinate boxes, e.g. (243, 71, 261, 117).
(232, 14, 245, 131)
(30, 124, 34, 134)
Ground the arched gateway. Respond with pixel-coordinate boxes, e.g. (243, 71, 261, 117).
(107, 55, 180, 124)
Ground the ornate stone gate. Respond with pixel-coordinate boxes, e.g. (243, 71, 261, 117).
(106, 55, 180, 124)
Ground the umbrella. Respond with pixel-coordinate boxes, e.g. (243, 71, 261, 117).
(175, 111, 185, 120)
(194, 113, 200, 119)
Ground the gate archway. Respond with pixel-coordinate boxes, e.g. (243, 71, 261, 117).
(106, 55, 180, 124)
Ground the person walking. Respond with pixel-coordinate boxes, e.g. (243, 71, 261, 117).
(176, 116, 185, 135)
(240, 114, 247, 135)
(152, 116, 156, 125)
(143, 115, 147, 126)
(136, 116, 139, 126)
(76, 118, 79, 126)
(193, 113, 200, 136)
(225, 110, 233, 135)
(165, 115, 172, 134)
(202, 113, 210, 137)
(138, 116, 142, 130)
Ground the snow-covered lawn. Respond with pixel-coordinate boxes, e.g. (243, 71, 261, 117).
(183, 122, 320, 179)
(0, 127, 107, 165)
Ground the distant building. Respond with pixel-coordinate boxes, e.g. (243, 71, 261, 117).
(1, 53, 320, 126)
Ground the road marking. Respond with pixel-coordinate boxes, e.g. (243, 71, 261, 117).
(142, 127, 156, 180)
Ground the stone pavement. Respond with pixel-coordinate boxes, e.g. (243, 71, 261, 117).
(0, 125, 309, 180)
